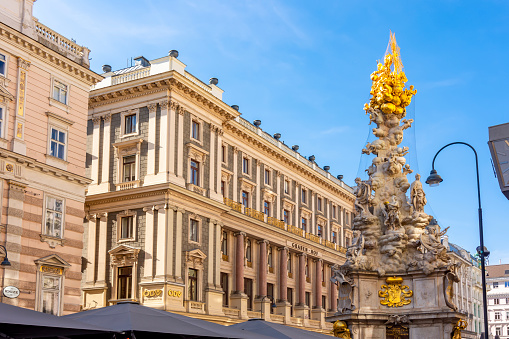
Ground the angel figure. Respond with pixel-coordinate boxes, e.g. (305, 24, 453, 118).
(410, 173, 427, 213)
(420, 224, 449, 261)
(353, 178, 372, 214)
(381, 196, 401, 231)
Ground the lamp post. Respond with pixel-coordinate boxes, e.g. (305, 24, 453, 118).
(425, 142, 489, 338)
(0, 245, 10, 267)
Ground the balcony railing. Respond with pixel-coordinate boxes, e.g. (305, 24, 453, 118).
(222, 198, 348, 255)
(112, 67, 151, 85)
(115, 180, 140, 191)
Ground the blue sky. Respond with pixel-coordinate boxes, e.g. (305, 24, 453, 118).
(35, 0, 509, 262)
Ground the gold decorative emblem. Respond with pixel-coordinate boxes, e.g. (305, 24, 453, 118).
(5, 164, 13, 172)
(332, 320, 352, 339)
(451, 319, 467, 339)
(379, 276, 412, 307)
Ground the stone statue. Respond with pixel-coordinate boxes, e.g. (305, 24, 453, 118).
(381, 196, 401, 231)
(444, 263, 461, 311)
(346, 230, 365, 264)
(410, 173, 427, 213)
(354, 178, 372, 214)
(420, 225, 449, 258)
(331, 265, 355, 314)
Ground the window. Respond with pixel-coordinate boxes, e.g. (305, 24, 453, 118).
(242, 191, 249, 208)
(190, 160, 200, 186)
(496, 327, 501, 336)
(506, 298, 509, 305)
(301, 217, 307, 231)
(220, 273, 229, 306)
(117, 266, 132, 299)
(317, 197, 322, 211)
(301, 188, 307, 203)
(332, 231, 337, 244)
(244, 278, 253, 311)
(246, 239, 252, 262)
(122, 155, 136, 182)
(305, 291, 310, 307)
(44, 197, 63, 238)
(494, 298, 500, 305)
(317, 225, 323, 238)
(221, 145, 226, 163)
(322, 295, 326, 310)
(284, 180, 290, 194)
(190, 219, 199, 242)
(283, 210, 289, 224)
(221, 231, 228, 256)
(505, 281, 509, 288)
(49, 127, 66, 160)
(264, 201, 270, 216)
(287, 254, 292, 273)
(188, 268, 198, 301)
(265, 169, 271, 185)
(0, 53, 5, 76)
(332, 205, 337, 218)
(41, 275, 61, 315)
(506, 311, 509, 320)
(305, 261, 309, 277)
(191, 120, 200, 140)
(268, 246, 273, 268)
(494, 282, 499, 288)
(52, 80, 68, 104)
(0, 107, 4, 138)
(287, 287, 293, 316)
(120, 216, 134, 240)
(243, 157, 250, 174)
(345, 211, 349, 225)
(267, 283, 275, 313)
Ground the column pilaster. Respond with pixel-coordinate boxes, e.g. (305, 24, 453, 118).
(176, 106, 185, 183)
(155, 204, 167, 278)
(276, 171, 281, 220)
(99, 114, 111, 191)
(85, 214, 97, 284)
(215, 130, 223, 199)
(144, 103, 158, 183)
(232, 146, 238, 202)
(96, 212, 108, 286)
(143, 206, 155, 279)
(90, 117, 101, 186)
(275, 246, 291, 322)
(174, 207, 184, 282)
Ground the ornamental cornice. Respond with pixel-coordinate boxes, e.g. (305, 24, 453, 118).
(0, 149, 91, 185)
(86, 189, 166, 206)
(88, 73, 239, 123)
(0, 23, 102, 85)
(224, 121, 355, 203)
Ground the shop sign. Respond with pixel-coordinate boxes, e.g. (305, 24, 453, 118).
(40, 266, 63, 275)
(168, 289, 182, 298)
(3, 286, 20, 299)
(287, 241, 321, 257)
(143, 289, 162, 298)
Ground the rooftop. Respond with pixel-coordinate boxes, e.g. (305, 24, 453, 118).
(486, 264, 509, 278)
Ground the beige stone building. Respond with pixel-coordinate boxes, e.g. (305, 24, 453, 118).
(84, 51, 355, 332)
(0, 0, 101, 315)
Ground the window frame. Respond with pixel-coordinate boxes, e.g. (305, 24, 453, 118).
(122, 155, 136, 183)
(301, 188, 307, 204)
(189, 115, 203, 144)
(242, 156, 250, 175)
(264, 168, 271, 186)
(284, 179, 290, 195)
(245, 239, 252, 263)
(264, 200, 271, 216)
(188, 268, 198, 301)
(46, 111, 74, 168)
(116, 210, 137, 242)
(242, 190, 250, 208)
(0, 52, 7, 77)
(120, 109, 139, 137)
(221, 231, 228, 256)
(0, 104, 6, 141)
(117, 266, 133, 300)
(220, 272, 229, 307)
(49, 77, 71, 112)
(221, 143, 228, 164)
(42, 195, 65, 240)
(189, 216, 201, 244)
(52, 79, 68, 105)
(119, 215, 134, 240)
(301, 217, 307, 232)
(190, 159, 200, 186)
(113, 139, 142, 189)
(317, 197, 322, 211)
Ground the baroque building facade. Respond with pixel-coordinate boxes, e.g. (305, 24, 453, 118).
(0, 0, 101, 315)
(445, 238, 484, 338)
(83, 52, 355, 332)
(486, 264, 509, 338)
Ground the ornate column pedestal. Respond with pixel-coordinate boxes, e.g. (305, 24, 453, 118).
(294, 305, 310, 327)
(275, 301, 292, 323)
(231, 293, 249, 319)
(254, 298, 272, 320)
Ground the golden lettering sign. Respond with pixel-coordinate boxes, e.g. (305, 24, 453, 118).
(143, 289, 162, 298)
(40, 266, 63, 275)
(168, 289, 182, 298)
(378, 276, 412, 307)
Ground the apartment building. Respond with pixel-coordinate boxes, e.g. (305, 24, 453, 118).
(486, 264, 509, 338)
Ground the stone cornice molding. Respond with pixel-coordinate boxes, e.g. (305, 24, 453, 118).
(0, 23, 102, 85)
(143, 206, 155, 213)
(0, 149, 91, 185)
(88, 72, 239, 123)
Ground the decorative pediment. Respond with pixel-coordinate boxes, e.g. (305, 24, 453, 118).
(185, 249, 206, 268)
(186, 143, 209, 162)
(261, 188, 277, 203)
(34, 254, 71, 268)
(109, 244, 140, 266)
(0, 81, 14, 102)
(282, 198, 295, 212)
(113, 138, 143, 156)
(239, 177, 256, 193)
(221, 169, 233, 182)
(316, 215, 328, 226)
(300, 206, 312, 219)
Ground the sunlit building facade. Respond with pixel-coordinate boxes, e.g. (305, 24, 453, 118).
(486, 264, 509, 338)
(83, 52, 355, 332)
(0, 0, 101, 315)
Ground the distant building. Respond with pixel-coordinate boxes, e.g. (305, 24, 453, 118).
(83, 52, 355, 332)
(0, 0, 101, 315)
(445, 238, 484, 337)
(486, 264, 509, 338)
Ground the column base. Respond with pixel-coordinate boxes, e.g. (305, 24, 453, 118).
(275, 301, 292, 323)
(12, 139, 26, 155)
(311, 307, 326, 327)
(205, 288, 225, 316)
(254, 297, 272, 320)
(230, 293, 249, 319)
(294, 304, 310, 327)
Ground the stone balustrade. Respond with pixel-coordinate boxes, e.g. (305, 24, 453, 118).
(112, 67, 151, 85)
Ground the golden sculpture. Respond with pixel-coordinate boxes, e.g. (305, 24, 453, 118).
(451, 319, 467, 339)
(364, 32, 417, 116)
(332, 320, 352, 339)
(379, 276, 413, 307)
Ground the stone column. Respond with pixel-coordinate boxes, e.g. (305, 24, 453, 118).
(232, 147, 238, 201)
(100, 114, 111, 190)
(295, 184, 300, 226)
(215, 130, 223, 198)
(207, 219, 216, 288)
(330, 265, 337, 312)
(255, 239, 271, 319)
(85, 214, 97, 284)
(174, 207, 184, 282)
(155, 205, 167, 278)
(311, 193, 316, 234)
(143, 206, 155, 279)
(214, 223, 222, 288)
(146, 103, 157, 179)
(255, 161, 261, 210)
(276, 171, 281, 220)
(96, 213, 108, 286)
(231, 231, 248, 318)
(275, 246, 292, 322)
(176, 107, 185, 182)
(294, 253, 309, 322)
(90, 117, 101, 186)
(167, 101, 176, 177)
(206, 220, 224, 316)
(311, 259, 325, 326)
(165, 206, 175, 277)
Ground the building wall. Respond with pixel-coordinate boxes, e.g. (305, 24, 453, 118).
(0, 0, 101, 315)
(83, 54, 355, 332)
(487, 264, 509, 338)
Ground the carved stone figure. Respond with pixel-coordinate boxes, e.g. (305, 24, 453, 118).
(331, 265, 356, 314)
(410, 173, 426, 213)
(353, 178, 372, 214)
(346, 230, 365, 264)
(381, 196, 401, 231)
(420, 224, 449, 259)
(444, 263, 461, 311)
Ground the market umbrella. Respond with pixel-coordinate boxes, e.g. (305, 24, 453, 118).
(64, 301, 273, 339)
(229, 318, 334, 339)
(0, 302, 116, 338)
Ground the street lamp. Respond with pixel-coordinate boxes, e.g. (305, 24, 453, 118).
(425, 141, 489, 339)
(0, 245, 10, 266)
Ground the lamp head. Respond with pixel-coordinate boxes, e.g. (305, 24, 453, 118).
(1, 256, 10, 266)
(425, 169, 443, 187)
